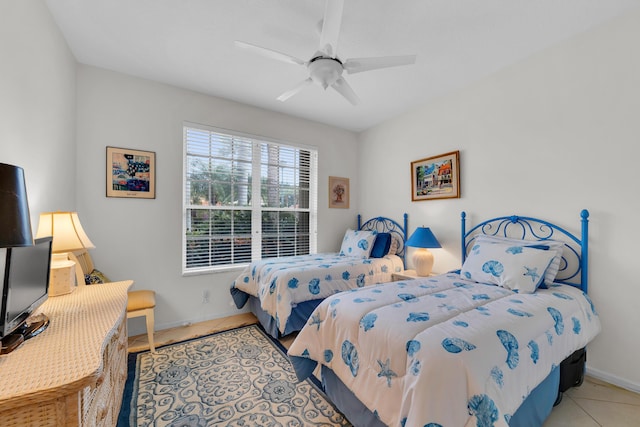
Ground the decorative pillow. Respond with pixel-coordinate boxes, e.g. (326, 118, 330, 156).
(85, 269, 110, 285)
(339, 229, 377, 258)
(387, 236, 400, 256)
(370, 233, 392, 258)
(460, 241, 556, 293)
(475, 235, 564, 286)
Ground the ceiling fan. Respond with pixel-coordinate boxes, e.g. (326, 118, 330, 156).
(235, 0, 417, 105)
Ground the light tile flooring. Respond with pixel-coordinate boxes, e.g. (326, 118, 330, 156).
(128, 314, 640, 427)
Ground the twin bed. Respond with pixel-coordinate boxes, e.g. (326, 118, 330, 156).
(230, 214, 408, 338)
(286, 210, 601, 427)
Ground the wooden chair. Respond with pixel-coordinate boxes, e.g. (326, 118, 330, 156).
(125, 290, 156, 352)
(71, 250, 156, 353)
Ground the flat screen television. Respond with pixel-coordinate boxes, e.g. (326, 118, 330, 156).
(0, 236, 52, 353)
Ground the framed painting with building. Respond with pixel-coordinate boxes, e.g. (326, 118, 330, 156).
(411, 150, 460, 201)
(329, 176, 349, 208)
(106, 146, 156, 199)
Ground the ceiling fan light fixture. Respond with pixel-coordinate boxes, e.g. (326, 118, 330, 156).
(309, 57, 343, 89)
(235, 0, 415, 104)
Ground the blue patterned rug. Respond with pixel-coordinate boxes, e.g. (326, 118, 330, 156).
(118, 324, 351, 426)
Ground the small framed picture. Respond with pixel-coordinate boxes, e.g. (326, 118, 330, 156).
(411, 150, 460, 201)
(329, 176, 349, 209)
(106, 146, 156, 199)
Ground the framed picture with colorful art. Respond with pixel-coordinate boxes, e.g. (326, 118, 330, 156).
(411, 150, 460, 201)
(106, 146, 156, 199)
(328, 176, 349, 208)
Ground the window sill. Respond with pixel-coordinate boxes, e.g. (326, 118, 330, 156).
(182, 265, 247, 277)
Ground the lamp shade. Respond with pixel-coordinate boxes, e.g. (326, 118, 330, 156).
(405, 227, 441, 249)
(0, 163, 33, 247)
(36, 212, 95, 253)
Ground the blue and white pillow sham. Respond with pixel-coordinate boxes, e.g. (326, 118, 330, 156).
(461, 239, 556, 293)
(475, 235, 564, 287)
(339, 229, 377, 258)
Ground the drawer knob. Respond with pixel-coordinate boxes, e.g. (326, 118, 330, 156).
(98, 404, 108, 420)
(96, 373, 105, 386)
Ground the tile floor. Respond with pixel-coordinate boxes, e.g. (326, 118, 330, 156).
(128, 314, 640, 426)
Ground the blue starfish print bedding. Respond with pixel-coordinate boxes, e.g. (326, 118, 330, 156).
(230, 253, 404, 334)
(288, 272, 600, 427)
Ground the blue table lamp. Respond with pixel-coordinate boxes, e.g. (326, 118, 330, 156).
(406, 227, 441, 276)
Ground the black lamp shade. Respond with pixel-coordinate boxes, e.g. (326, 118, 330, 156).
(0, 163, 33, 247)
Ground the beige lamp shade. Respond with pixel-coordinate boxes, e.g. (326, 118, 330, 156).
(35, 212, 95, 253)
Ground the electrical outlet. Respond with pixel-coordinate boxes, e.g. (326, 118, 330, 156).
(202, 290, 210, 304)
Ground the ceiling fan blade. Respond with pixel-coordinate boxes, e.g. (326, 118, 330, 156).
(277, 78, 313, 102)
(235, 40, 306, 66)
(331, 76, 359, 105)
(318, 0, 344, 57)
(343, 55, 417, 74)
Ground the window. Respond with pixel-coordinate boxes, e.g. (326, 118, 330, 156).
(183, 124, 317, 274)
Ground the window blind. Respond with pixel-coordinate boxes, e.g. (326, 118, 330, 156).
(183, 124, 317, 273)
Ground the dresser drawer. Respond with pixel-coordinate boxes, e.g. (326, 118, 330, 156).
(82, 312, 128, 426)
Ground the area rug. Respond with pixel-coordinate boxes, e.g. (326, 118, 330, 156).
(118, 324, 351, 426)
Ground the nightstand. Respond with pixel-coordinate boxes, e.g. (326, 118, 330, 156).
(391, 270, 418, 281)
(392, 270, 436, 281)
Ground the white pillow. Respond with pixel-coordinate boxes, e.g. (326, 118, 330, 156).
(461, 240, 557, 293)
(339, 229, 377, 258)
(475, 235, 564, 286)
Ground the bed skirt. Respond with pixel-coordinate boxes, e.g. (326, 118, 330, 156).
(246, 294, 324, 338)
(320, 364, 560, 427)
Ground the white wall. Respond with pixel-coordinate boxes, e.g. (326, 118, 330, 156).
(0, 0, 77, 222)
(358, 10, 640, 391)
(75, 66, 359, 335)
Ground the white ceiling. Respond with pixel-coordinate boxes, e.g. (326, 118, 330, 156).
(45, 0, 640, 132)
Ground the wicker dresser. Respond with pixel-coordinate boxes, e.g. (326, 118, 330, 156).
(0, 280, 133, 426)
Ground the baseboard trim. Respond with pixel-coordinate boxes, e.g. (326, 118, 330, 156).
(128, 308, 252, 337)
(586, 365, 640, 394)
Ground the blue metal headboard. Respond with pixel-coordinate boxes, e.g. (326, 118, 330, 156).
(358, 213, 409, 265)
(461, 210, 589, 293)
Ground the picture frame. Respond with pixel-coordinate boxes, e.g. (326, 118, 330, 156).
(329, 176, 349, 209)
(106, 146, 156, 199)
(411, 150, 460, 201)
